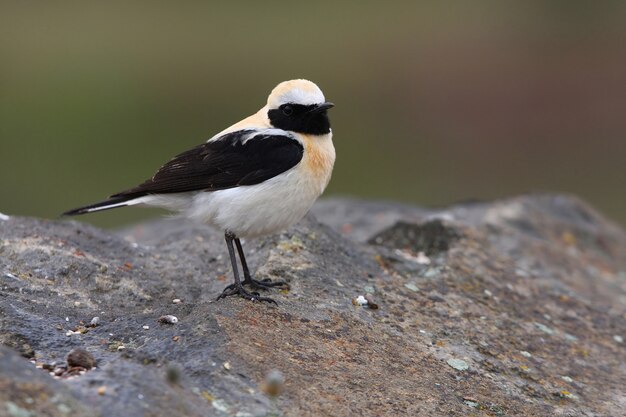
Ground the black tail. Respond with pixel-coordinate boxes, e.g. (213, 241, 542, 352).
(62, 196, 134, 216)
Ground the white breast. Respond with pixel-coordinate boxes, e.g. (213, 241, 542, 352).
(183, 133, 335, 238)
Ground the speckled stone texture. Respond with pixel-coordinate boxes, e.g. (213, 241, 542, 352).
(1, 194, 625, 417)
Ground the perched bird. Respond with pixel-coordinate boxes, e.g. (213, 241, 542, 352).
(63, 79, 335, 304)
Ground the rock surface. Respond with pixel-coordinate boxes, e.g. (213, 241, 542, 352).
(1, 194, 625, 417)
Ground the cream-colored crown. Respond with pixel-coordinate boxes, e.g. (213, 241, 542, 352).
(267, 79, 325, 108)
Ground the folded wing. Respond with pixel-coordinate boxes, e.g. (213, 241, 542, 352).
(62, 129, 304, 216)
(113, 129, 304, 200)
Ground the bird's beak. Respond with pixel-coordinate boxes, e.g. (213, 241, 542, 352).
(310, 102, 334, 113)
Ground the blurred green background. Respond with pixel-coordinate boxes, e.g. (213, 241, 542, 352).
(1, 2, 625, 228)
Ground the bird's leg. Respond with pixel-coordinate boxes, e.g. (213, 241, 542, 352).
(217, 231, 276, 304)
(234, 237, 289, 290)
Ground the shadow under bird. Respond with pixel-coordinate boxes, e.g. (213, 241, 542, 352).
(63, 79, 335, 304)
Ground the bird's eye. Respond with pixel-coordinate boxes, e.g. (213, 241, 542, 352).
(282, 105, 293, 116)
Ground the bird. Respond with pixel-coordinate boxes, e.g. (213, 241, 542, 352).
(63, 79, 335, 304)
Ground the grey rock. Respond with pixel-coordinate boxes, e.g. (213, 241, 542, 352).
(1, 194, 626, 416)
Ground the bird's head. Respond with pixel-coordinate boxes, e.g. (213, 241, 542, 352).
(266, 79, 333, 136)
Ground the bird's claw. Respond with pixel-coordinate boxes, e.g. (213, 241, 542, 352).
(243, 277, 289, 291)
(217, 283, 278, 304)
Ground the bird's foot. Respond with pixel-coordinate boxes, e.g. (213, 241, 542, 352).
(243, 277, 289, 291)
(216, 282, 278, 304)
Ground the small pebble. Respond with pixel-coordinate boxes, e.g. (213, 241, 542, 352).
(158, 315, 179, 324)
(262, 369, 285, 397)
(561, 376, 574, 383)
(404, 282, 419, 292)
(353, 295, 368, 306)
(484, 289, 493, 297)
(223, 362, 231, 370)
(446, 358, 469, 371)
(117, 345, 126, 351)
(90, 317, 100, 327)
(0, 213, 9, 221)
(172, 298, 182, 304)
(614, 335, 623, 343)
(416, 251, 431, 265)
(364, 294, 379, 309)
(97, 386, 107, 395)
(67, 348, 96, 370)
(520, 351, 532, 358)
(363, 285, 375, 294)
(142, 325, 150, 330)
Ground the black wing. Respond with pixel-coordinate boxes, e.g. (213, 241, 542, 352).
(112, 129, 304, 200)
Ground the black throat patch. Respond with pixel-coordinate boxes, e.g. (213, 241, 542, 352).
(268, 104, 331, 135)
